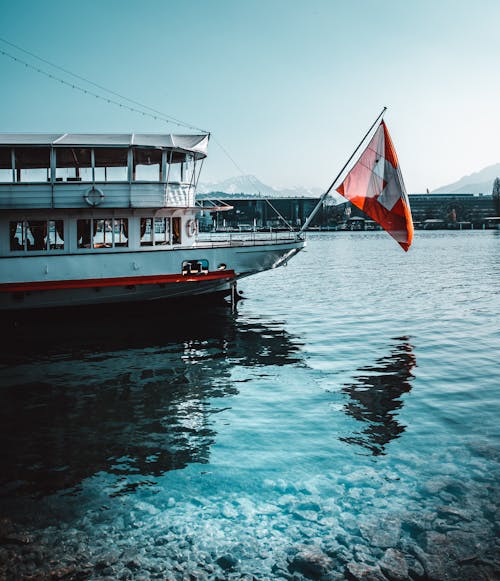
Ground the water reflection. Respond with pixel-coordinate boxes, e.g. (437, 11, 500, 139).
(340, 337, 416, 455)
(0, 303, 303, 499)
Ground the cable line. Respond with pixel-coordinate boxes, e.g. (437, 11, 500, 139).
(0, 36, 291, 226)
(0, 37, 208, 133)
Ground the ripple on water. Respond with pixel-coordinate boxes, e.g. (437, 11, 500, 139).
(0, 231, 498, 579)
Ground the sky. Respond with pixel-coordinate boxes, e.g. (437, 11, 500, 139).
(0, 0, 499, 193)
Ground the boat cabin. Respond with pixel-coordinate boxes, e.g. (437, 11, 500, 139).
(0, 133, 208, 256)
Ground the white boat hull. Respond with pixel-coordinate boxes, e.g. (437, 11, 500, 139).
(0, 239, 304, 310)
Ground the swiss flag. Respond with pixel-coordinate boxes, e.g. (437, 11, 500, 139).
(336, 121, 413, 251)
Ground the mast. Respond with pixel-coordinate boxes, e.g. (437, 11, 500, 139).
(298, 107, 387, 235)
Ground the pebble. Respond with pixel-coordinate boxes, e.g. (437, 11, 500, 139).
(125, 558, 142, 570)
(1, 475, 497, 581)
(293, 509, 319, 522)
(222, 503, 239, 519)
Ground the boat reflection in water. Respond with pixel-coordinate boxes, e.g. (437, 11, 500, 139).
(0, 302, 303, 500)
(340, 337, 416, 455)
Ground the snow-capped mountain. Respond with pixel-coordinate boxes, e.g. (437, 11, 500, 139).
(198, 175, 323, 197)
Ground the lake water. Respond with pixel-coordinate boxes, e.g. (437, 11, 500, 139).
(0, 231, 499, 580)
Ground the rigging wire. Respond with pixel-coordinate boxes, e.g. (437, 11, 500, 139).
(264, 198, 295, 232)
(211, 137, 248, 177)
(0, 40, 254, 191)
(0, 37, 295, 230)
(0, 38, 208, 133)
(210, 138, 295, 231)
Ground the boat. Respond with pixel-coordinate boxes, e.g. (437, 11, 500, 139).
(0, 133, 304, 310)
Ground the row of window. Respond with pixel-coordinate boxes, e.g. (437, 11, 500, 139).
(0, 147, 196, 184)
(10, 220, 64, 251)
(140, 217, 181, 246)
(77, 219, 129, 249)
(8, 217, 183, 252)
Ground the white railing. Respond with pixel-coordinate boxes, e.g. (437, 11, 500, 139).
(195, 231, 303, 248)
(166, 183, 195, 207)
(0, 181, 197, 209)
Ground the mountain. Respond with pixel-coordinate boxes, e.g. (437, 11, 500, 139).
(432, 163, 500, 195)
(198, 175, 323, 197)
(198, 175, 276, 196)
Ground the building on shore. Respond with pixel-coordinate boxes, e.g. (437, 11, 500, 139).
(198, 192, 497, 231)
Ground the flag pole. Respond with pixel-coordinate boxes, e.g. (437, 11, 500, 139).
(298, 106, 387, 236)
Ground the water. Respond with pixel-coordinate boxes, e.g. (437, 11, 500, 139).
(0, 231, 499, 580)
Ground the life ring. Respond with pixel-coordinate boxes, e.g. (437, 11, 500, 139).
(186, 219, 198, 237)
(84, 186, 104, 207)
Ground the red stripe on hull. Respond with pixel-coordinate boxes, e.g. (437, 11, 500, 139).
(0, 270, 236, 293)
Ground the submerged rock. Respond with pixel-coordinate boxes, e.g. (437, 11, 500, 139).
(288, 547, 335, 579)
(406, 540, 449, 580)
(446, 530, 483, 562)
(216, 553, 238, 571)
(96, 550, 120, 569)
(425, 530, 450, 554)
(345, 562, 388, 580)
(437, 506, 474, 522)
(360, 517, 401, 548)
(406, 555, 425, 579)
(378, 549, 408, 581)
(293, 509, 319, 522)
(125, 558, 142, 570)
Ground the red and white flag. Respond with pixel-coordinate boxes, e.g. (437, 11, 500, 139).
(336, 121, 414, 251)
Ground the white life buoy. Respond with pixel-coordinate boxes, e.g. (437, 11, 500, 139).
(186, 219, 198, 237)
(84, 186, 104, 207)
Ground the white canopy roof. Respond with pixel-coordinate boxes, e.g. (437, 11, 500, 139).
(0, 133, 209, 159)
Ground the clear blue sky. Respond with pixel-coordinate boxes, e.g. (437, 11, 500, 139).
(0, 0, 498, 193)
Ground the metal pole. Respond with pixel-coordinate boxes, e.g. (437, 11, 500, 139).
(298, 106, 387, 235)
(230, 280, 237, 311)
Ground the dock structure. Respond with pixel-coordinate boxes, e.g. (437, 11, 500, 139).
(198, 193, 497, 231)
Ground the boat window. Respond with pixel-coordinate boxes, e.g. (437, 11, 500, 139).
(140, 217, 170, 246)
(14, 147, 51, 182)
(9, 221, 24, 250)
(172, 217, 181, 244)
(94, 148, 128, 182)
(140, 217, 153, 246)
(0, 148, 12, 183)
(77, 219, 92, 248)
(114, 218, 128, 247)
(55, 148, 92, 182)
(93, 219, 112, 248)
(27, 221, 47, 250)
(9, 220, 64, 251)
(133, 148, 161, 182)
(183, 154, 195, 185)
(154, 217, 169, 245)
(182, 259, 209, 275)
(48, 220, 64, 249)
(167, 159, 182, 183)
(77, 218, 128, 249)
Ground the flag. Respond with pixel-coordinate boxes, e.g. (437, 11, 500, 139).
(336, 121, 414, 251)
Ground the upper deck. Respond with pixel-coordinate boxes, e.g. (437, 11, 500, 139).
(0, 133, 208, 210)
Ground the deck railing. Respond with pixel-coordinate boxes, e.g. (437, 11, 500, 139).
(0, 181, 195, 209)
(195, 231, 303, 248)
